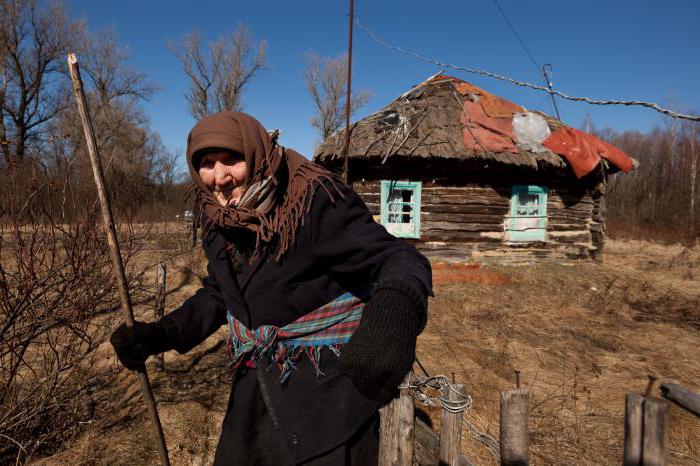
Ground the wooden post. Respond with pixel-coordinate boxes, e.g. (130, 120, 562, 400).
(623, 393, 668, 466)
(378, 374, 414, 466)
(642, 398, 667, 466)
(154, 261, 166, 370)
(660, 382, 700, 419)
(439, 383, 465, 466)
(396, 375, 415, 466)
(67, 53, 170, 466)
(623, 393, 643, 466)
(379, 397, 399, 466)
(499, 388, 529, 466)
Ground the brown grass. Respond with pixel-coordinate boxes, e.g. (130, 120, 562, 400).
(30, 238, 700, 465)
(419, 239, 700, 465)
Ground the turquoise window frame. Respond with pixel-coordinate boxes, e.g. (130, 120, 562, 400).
(506, 185, 548, 242)
(380, 180, 422, 239)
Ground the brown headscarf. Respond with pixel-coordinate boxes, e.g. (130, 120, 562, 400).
(186, 111, 342, 261)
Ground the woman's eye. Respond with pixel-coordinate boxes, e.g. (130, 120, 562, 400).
(224, 157, 243, 166)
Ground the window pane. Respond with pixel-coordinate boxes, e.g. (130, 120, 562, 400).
(387, 189, 414, 224)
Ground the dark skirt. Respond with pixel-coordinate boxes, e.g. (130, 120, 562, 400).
(213, 369, 379, 466)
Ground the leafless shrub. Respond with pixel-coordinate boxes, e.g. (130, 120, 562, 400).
(0, 162, 143, 463)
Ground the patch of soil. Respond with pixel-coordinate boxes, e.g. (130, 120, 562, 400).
(432, 263, 510, 286)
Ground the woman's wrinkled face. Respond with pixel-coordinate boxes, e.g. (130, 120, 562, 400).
(197, 150, 247, 207)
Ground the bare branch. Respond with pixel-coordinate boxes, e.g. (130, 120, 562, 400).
(302, 50, 371, 140)
(170, 23, 266, 119)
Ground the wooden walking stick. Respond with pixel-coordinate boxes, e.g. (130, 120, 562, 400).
(67, 52, 171, 466)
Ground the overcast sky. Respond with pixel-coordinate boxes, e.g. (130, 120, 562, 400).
(70, 0, 700, 169)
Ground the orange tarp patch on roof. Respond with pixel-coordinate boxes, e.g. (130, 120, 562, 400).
(543, 127, 634, 178)
(453, 81, 524, 118)
(460, 99, 519, 154)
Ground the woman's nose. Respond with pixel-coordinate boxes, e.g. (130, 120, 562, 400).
(213, 162, 231, 185)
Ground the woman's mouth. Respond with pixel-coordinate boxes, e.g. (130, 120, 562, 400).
(213, 186, 243, 207)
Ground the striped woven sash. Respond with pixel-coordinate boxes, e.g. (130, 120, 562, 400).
(226, 292, 364, 383)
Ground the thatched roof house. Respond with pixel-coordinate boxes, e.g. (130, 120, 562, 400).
(314, 74, 634, 263)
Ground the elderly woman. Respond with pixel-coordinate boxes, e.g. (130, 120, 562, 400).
(111, 112, 432, 465)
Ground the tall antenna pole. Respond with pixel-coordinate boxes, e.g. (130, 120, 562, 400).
(342, 0, 355, 183)
(542, 64, 561, 120)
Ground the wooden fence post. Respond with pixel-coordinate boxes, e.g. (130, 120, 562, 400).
(397, 375, 415, 466)
(499, 388, 529, 466)
(641, 398, 667, 466)
(623, 393, 668, 466)
(439, 383, 465, 466)
(379, 374, 414, 466)
(623, 393, 643, 466)
(379, 395, 399, 466)
(154, 261, 166, 370)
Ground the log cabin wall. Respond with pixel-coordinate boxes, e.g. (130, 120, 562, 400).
(349, 160, 604, 264)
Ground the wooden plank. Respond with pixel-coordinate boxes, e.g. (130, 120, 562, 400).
(500, 388, 529, 466)
(623, 393, 643, 466)
(421, 212, 506, 223)
(379, 399, 399, 466)
(422, 194, 510, 205)
(642, 398, 667, 466)
(421, 232, 503, 242)
(414, 417, 474, 466)
(439, 384, 465, 466)
(422, 221, 502, 232)
(422, 203, 510, 215)
(397, 375, 415, 466)
(660, 382, 700, 418)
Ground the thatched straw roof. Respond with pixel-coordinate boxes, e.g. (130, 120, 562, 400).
(313, 74, 568, 170)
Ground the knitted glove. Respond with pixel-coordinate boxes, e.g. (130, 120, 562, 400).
(338, 280, 426, 405)
(110, 321, 174, 370)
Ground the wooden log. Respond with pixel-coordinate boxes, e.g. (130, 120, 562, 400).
(499, 388, 529, 466)
(422, 203, 510, 215)
(439, 383, 465, 466)
(379, 398, 399, 466)
(422, 221, 502, 232)
(154, 261, 166, 370)
(414, 417, 474, 466)
(642, 398, 667, 466)
(623, 393, 643, 466)
(397, 375, 415, 466)
(659, 382, 700, 419)
(421, 212, 506, 223)
(420, 231, 503, 243)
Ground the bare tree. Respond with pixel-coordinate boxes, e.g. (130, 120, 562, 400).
(78, 26, 157, 108)
(171, 24, 266, 120)
(303, 51, 371, 140)
(605, 119, 700, 243)
(0, 0, 84, 163)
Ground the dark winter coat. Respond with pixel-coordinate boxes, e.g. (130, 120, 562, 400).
(161, 181, 432, 463)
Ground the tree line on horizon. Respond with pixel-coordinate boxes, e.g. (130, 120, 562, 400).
(0, 0, 698, 243)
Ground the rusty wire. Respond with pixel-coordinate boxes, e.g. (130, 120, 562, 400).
(356, 17, 700, 122)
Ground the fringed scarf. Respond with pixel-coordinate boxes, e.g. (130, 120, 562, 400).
(186, 111, 342, 261)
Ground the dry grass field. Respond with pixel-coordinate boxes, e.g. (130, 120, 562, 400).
(31, 238, 700, 465)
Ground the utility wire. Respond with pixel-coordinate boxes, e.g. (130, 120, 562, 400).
(490, 0, 563, 119)
(356, 17, 700, 122)
(492, 0, 540, 73)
